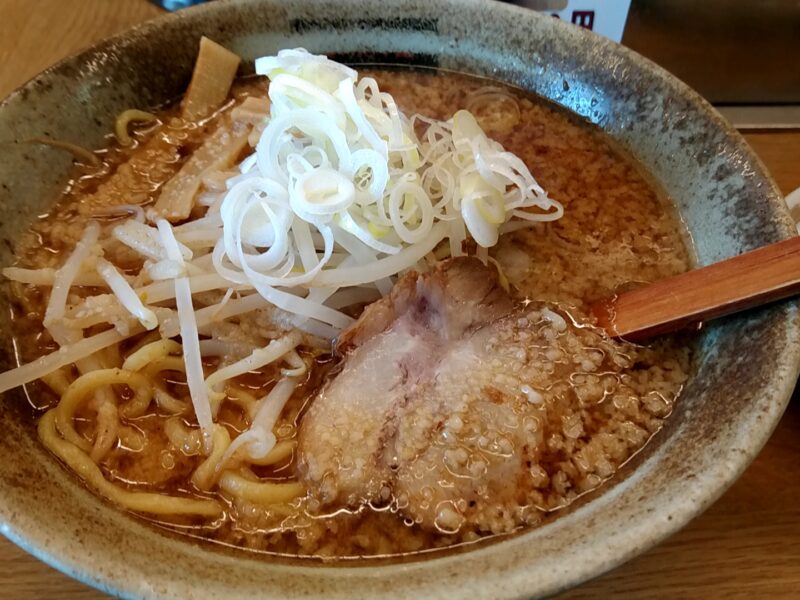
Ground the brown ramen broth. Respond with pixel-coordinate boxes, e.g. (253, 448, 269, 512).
(7, 66, 692, 558)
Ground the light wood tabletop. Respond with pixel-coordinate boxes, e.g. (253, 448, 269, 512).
(0, 1, 799, 598)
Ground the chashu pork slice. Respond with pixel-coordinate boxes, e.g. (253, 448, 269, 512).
(296, 257, 624, 534)
(296, 258, 512, 509)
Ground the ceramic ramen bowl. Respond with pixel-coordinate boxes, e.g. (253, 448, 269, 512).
(0, 0, 797, 598)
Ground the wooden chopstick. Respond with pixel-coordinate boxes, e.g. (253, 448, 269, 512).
(591, 235, 800, 341)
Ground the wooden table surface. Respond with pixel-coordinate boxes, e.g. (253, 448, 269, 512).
(0, 1, 799, 598)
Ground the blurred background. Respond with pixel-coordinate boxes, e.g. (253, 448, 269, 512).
(151, 0, 800, 128)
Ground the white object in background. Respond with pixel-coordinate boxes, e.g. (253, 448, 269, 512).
(511, 0, 632, 42)
(785, 187, 800, 233)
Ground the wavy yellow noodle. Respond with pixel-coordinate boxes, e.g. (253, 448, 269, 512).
(55, 368, 153, 452)
(114, 109, 158, 146)
(153, 388, 189, 415)
(141, 355, 190, 414)
(163, 417, 203, 455)
(143, 356, 186, 375)
(39, 411, 221, 517)
(218, 472, 304, 505)
(123, 338, 182, 372)
(225, 386, 259, 421)
(126, 331, 164, 356)
(40, 368, 72, 396)
(191, 424, 231, 491)
(247, 440, 296, 467)
(89, 401, 119, 463)
(118, 425, 145, 452)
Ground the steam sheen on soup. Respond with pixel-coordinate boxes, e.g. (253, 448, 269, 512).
(2, 43, 692, 558)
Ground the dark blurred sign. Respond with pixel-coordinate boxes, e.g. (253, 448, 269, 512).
(504, 0, 632, 41)
(150, 0, 209, 10)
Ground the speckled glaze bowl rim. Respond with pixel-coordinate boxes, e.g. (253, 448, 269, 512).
(0, 1, 798, 599)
